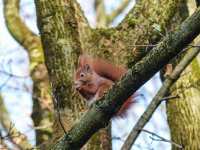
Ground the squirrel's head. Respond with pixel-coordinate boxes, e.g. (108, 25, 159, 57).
(74, 64, 94, 90)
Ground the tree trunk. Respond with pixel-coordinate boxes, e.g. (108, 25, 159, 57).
(167, 1, 200, 149)
(167, 58, 200, 149)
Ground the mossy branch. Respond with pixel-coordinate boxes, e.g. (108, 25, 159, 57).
(51, 7, 200, 150)
(89, 0, 188, 68)
(3, 0, 44, 70)
(121, 42, 200, 150)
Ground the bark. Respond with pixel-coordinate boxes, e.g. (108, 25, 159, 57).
(166, 2, 200, 149)
(34, 0, 91, 148)
(84, 0, 188, 67)
(167, 59, 200, 150)
(167, 48, 200, 150)
(51, 7, 200, 149)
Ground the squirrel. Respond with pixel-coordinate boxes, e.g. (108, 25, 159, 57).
(77, 55, 127, 82)
(74, 55, 134, 116)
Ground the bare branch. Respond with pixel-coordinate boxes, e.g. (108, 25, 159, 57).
(160, 95, 179, 102)
(139, 129, 183, 149)
(121, 42, 200, 150)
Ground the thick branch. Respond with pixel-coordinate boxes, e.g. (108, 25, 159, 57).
(121, 43, 200, 150)
(3, 0, 44, 70)
(52, 7, 200, 150)
(35, 0, 83, 108)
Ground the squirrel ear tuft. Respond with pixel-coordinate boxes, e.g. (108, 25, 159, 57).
(84, 64, 91, 71)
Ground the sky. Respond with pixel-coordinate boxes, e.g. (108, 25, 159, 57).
(0, 0, 171, 149)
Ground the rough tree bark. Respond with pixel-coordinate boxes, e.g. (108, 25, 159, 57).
(166, 1, 200, 149)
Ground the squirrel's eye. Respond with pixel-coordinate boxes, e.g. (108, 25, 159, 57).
(80, 73, 84, 77)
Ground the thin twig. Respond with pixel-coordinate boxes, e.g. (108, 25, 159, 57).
(121, 43, 200, 150)
(188, 44, 200, 48)
(139, 129, 183, 149)
(51, 89, 67, 134)
(128, 44, 158, 47)
(160, 95, 179, 102)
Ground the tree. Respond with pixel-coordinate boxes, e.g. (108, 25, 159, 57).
(166, 1, 200, 149)
(1, 0, 200, 149)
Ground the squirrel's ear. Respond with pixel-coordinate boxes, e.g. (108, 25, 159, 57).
(84, 64, 92, 72)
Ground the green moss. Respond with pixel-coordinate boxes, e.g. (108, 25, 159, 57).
(191, 58, 200, 76)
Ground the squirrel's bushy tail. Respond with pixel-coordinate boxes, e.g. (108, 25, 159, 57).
(116, 94, 136, 117)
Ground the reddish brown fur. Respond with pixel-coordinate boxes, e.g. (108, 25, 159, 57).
(78, 55, 127, 81)
(75, 55, 134, 116)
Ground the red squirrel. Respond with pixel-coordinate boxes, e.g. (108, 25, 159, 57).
(74, 55, 133, 116)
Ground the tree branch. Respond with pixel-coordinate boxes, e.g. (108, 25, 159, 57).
(51, 7, 200, 150)
(121, 43, 200, 150)
(88, 0, 188, 69)
(139, 129, 183, 149)
(106, 0, 132, 25)
(0, 96, 33, 149)
(3, 0, 44, 70)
